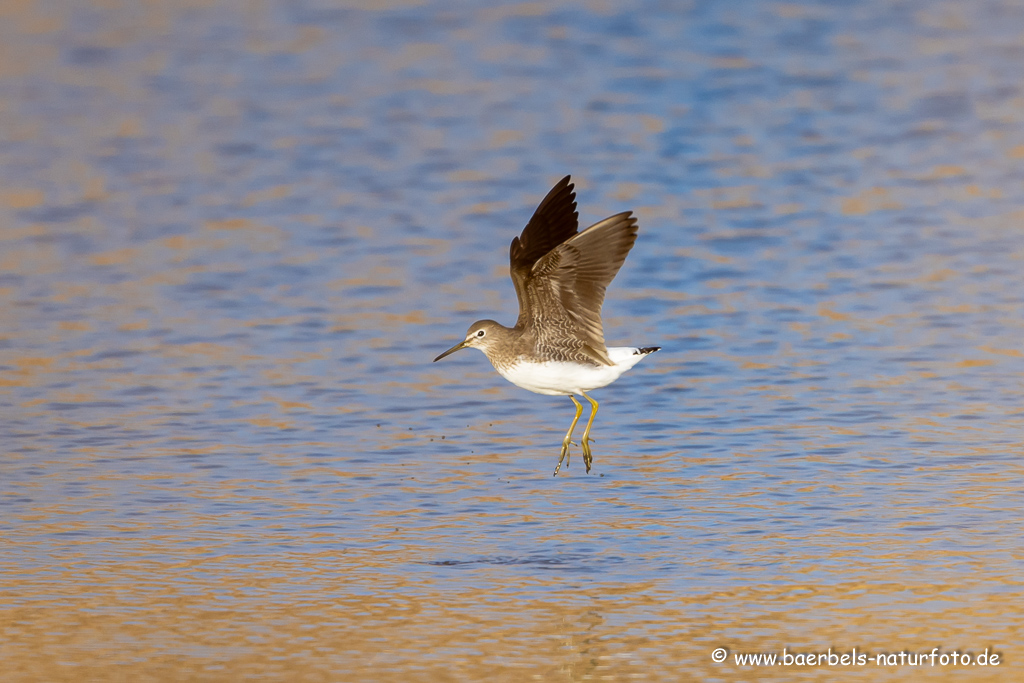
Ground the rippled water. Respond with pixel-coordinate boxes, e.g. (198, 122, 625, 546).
(3, 1, 1023, 680)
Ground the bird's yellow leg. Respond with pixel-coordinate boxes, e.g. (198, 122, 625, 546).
(553, 395, 584, 476)
(580, 392, 599, 473)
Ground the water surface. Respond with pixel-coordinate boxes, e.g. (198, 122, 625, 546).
(2, 1, 1023, 680)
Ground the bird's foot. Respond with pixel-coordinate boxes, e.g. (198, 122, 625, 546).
(581, 437, 593, 473)
(553, 439, 572, 476)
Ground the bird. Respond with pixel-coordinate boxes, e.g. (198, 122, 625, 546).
(433, 175, 659, 476)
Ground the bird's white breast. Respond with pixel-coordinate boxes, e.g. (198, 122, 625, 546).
(493, 347, 652, 396)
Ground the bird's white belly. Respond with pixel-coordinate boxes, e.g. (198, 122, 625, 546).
(494, 347, 649, 396)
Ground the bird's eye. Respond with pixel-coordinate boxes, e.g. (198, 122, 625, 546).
(476, 330, 485, 337)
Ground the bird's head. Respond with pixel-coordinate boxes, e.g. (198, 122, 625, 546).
(433, 320, 506, 362)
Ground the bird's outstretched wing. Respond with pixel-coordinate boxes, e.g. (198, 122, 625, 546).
(509, 175, 579, 277)
(509, 177, 638, 366)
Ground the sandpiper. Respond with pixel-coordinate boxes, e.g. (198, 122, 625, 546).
(433, 175, 659, 476)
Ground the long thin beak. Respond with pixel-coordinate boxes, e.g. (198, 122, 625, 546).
(433, 339, 468, 362)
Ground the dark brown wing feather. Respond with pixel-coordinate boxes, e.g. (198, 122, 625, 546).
(509, 175, 578, 315)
